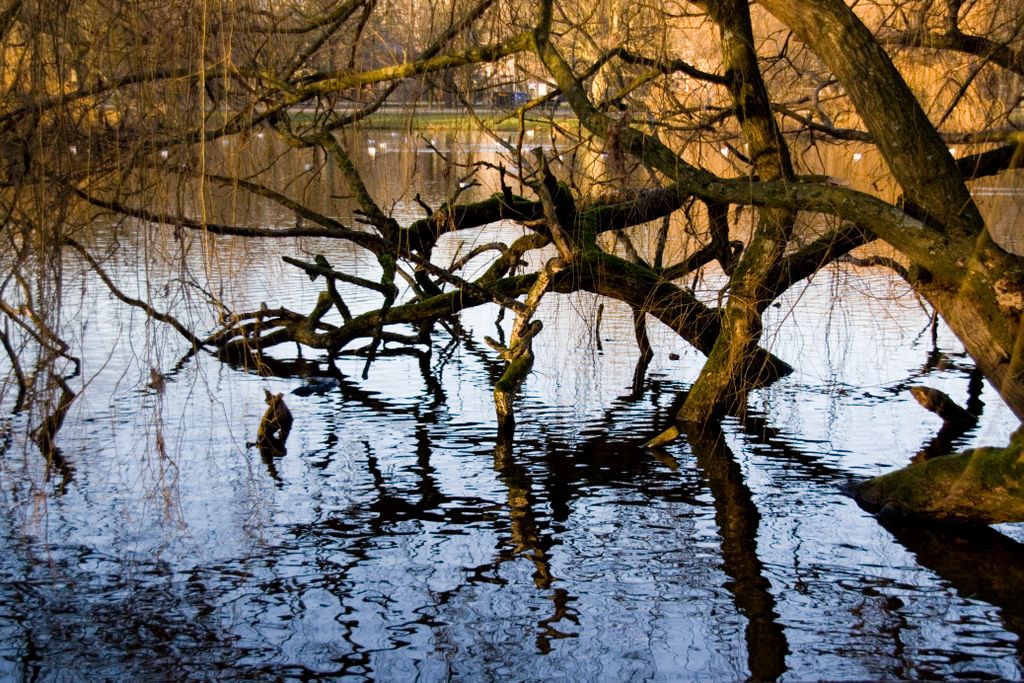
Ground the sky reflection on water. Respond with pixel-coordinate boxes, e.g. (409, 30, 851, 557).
(0, 134, 1022, 680)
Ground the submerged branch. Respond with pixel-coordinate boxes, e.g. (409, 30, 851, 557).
(202, 173, 357, 234)
(29, 372, 76, 487)
(486, 257, 565, 434)
(275, 31, 533, 100)
(0, 299, 80, 379)
(283, 255, 393, 294)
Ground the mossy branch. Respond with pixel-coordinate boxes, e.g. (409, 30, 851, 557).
(856, 434, 1024, 524)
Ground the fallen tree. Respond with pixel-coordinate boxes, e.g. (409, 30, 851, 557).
(2, 0, 1024, 522)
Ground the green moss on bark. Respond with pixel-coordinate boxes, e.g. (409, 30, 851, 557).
(856, 432, 1024, 524)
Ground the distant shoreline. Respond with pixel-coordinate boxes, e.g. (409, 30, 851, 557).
(285, 103, 574, 131)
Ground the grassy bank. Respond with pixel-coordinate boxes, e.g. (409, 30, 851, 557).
(288, 108, 576, 132)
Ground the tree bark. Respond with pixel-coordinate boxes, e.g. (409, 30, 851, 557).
(759, 0, 1024, 422)
(676, 0, 797, 424)
(758, 0, 983, 238)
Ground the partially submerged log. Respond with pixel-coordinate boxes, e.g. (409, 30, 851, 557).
(252, 389, 293, 457)
(855, 431, 1024, 524)
(486, 258, 564, 435)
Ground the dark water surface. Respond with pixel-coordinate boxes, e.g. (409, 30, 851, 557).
(1, 133, 1023, 680)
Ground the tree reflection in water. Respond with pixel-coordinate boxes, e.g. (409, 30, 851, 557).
(680, 424, 789, 681)
(3, 261, 1024, 678)
(494, 433, 580, 652)
(880, 506, 1024, 668)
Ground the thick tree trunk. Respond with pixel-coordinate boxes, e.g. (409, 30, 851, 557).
(580, 251, 794, 385)
(759, 0, 1024, 422)
(759, 0, 1024, 523)
(676, 0, 797, 424)
(916, 251, 1024, 421)
(758, 0, 983, 237)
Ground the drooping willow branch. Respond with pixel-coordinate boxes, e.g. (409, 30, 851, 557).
(0, 66, 197, 129)
(63, 238, 205, 349)
(0, 298, 80, 380)
(530, 14, 954, 277)
(67, 183, 383, 245)
(283, 0, 369, 74)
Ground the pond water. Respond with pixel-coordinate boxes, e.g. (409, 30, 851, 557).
(1, 131, 1023, 680)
